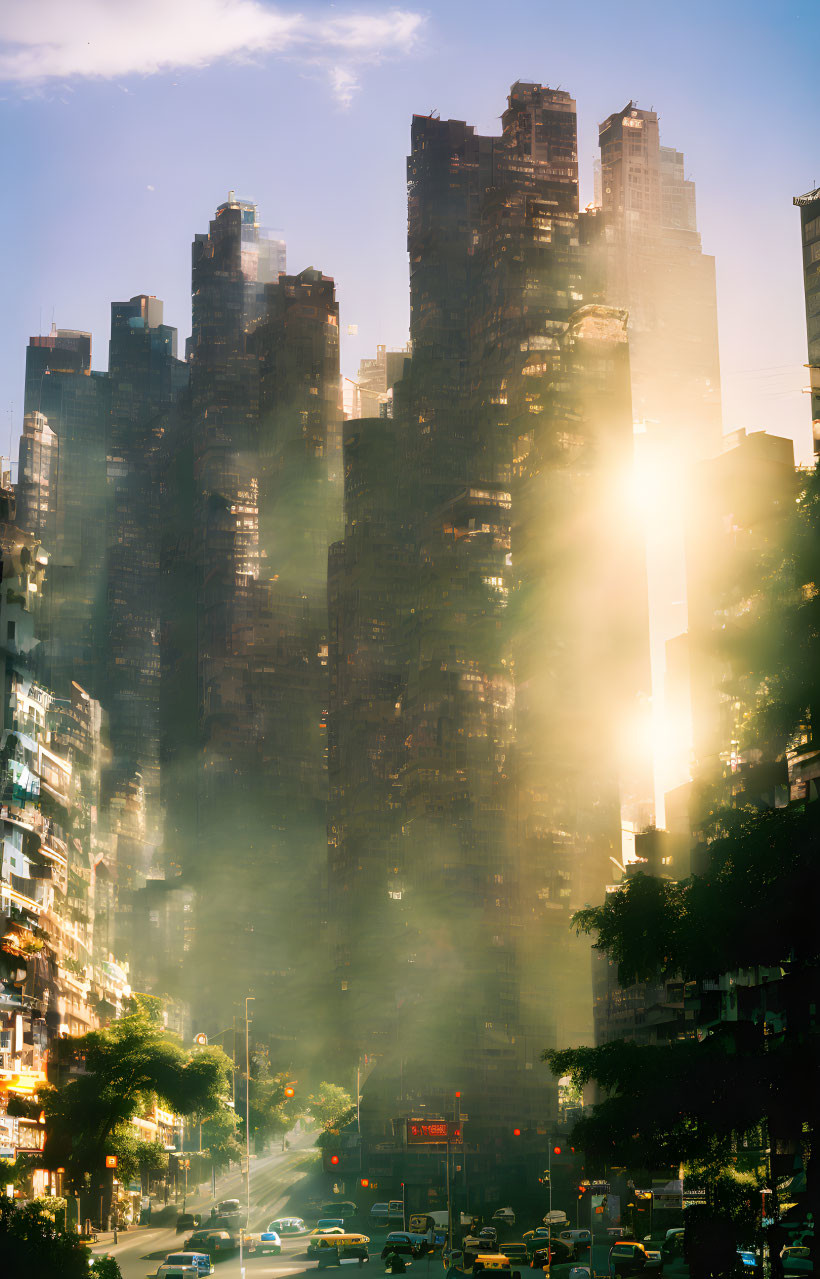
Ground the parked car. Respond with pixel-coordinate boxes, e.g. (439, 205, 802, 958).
(176, 1213, 201, 1233)
(183, 1229, 236, 1258)
(493, 1209, 516, 1226)
(158, 1253, 213, 1277)
(270, 1216, 307, 1234)
(153, 1268, 200, 1279)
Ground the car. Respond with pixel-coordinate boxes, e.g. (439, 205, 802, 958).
(309, 1227, 348, 1253)
(640, 1241, 663, 1270)
(493, 1209, 516, 1226)
(153, 1268, 200, 1279)
(312, 1232, 371, 1259)
(210, 1215, 242, 1232)
(382, 1233, 426, 1261)
(318, 1243, 371, 1268)
(737, 1248, 759, 1273)
(480, 1229, 499, 1245)
(159, 1253, 213, 1277)
(183, 1229, 236, 1258)
(176, 1213, 201, 1233)
(783, 1246, 813, 1275)
(270, 1216, 307, 1234)
(503, 1244, 529, 1265)
(248, 1231, 282, 1256)
(319, 1218, 347, 1230)
(217, 1199, 241, 1214)
(560, 1232, 591, 1248)
(609, 1242, 649, 1278)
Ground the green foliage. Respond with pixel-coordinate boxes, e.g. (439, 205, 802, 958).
(307, 1081, 355, 1133)
(200, 1105, 242, 1170)
(247, 1049, 303, 1144)
(0, 1195, 92, 1279)
(42, 1001, 233, 1190)
(729, 465, 820, 759)
(105, 1129, 168, 1185)
(89, 1257, 124, 1278)
(572, 801, 820, 987)
(0, 1152, 39, 1188)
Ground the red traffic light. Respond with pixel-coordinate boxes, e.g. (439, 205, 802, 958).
(513, 1128, 522, 1137)
(330, 1154, 340, 1165)
(553, 1145, 562, 1155)
(284, 1085, 296, 1098)
(455, 1091, 461, 1099)
(360, 1178, 370, 1188)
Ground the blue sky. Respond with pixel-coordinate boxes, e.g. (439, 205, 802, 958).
(1, 0, 818, 462)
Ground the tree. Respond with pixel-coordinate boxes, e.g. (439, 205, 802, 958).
(247, 1049, 303, 1149)
(0, 1195, 96, 1279)
(307, 1082, 355, 1159)
(307, 1082, 355, 1132)
(200, 1105, 242, 1171)
(546, 464, 820, 1257)
(42, 995, 234, 1192)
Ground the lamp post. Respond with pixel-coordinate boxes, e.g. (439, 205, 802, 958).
(244, 995, 255, 1228)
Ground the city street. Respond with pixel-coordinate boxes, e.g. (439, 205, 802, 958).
(92, 1132, 320, 1279)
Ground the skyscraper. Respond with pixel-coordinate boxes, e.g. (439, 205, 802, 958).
(20, 328, 110, 701)
(105, 294, 187, 884)
(176, 196, 285, 1017)
(598, 103, 722, 457)
(330, 84, 649, 1158)
(794, 186, 820, 453)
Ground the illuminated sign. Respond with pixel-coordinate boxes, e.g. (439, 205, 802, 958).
(105, 1155, 118, 1168)
(406, 1120, 462, 1145)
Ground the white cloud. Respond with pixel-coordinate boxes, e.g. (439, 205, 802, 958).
(0, 1, 424, 104)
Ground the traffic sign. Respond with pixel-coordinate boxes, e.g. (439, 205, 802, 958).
(194, 1032, 208, 1046)
(105, 1155, 117, 1169)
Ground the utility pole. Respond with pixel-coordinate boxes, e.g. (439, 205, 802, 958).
(245, 995, 255, 1228)
(446, 1140, 452, 1253)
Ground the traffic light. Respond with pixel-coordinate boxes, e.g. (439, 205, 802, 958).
(455, 1091, 462, 1099)
(330, 1154, 340, 1165)
(284, 1084, 296, 1098)
(360, 1178, 370, 1188)
(513, 1128, 522, 1137)
(553, 1145, 562, 1155)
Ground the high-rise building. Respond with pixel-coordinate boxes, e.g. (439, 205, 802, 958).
(105, 295, 187, 883)
(598, 103, 722, 457)
(16, 411, 58, 550)
(794, 186, 820, 453)
(350, 343, 410, 419)
(20, 328, 110, 700)
(330, 85, 649, 1165)
(175, 196, 285, 1017)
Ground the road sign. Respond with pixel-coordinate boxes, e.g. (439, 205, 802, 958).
(105, 1155, 117, 1168)
(194, 1032, 208, 1046)
(407, 1119, 463, 1144)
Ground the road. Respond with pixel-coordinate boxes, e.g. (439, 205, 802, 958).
(93, 1130, 321, 1279)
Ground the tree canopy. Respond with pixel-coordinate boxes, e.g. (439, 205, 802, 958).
(42, 995, 233, 1189)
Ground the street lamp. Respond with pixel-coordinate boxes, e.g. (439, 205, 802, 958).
(244, 996, 255, 1227)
